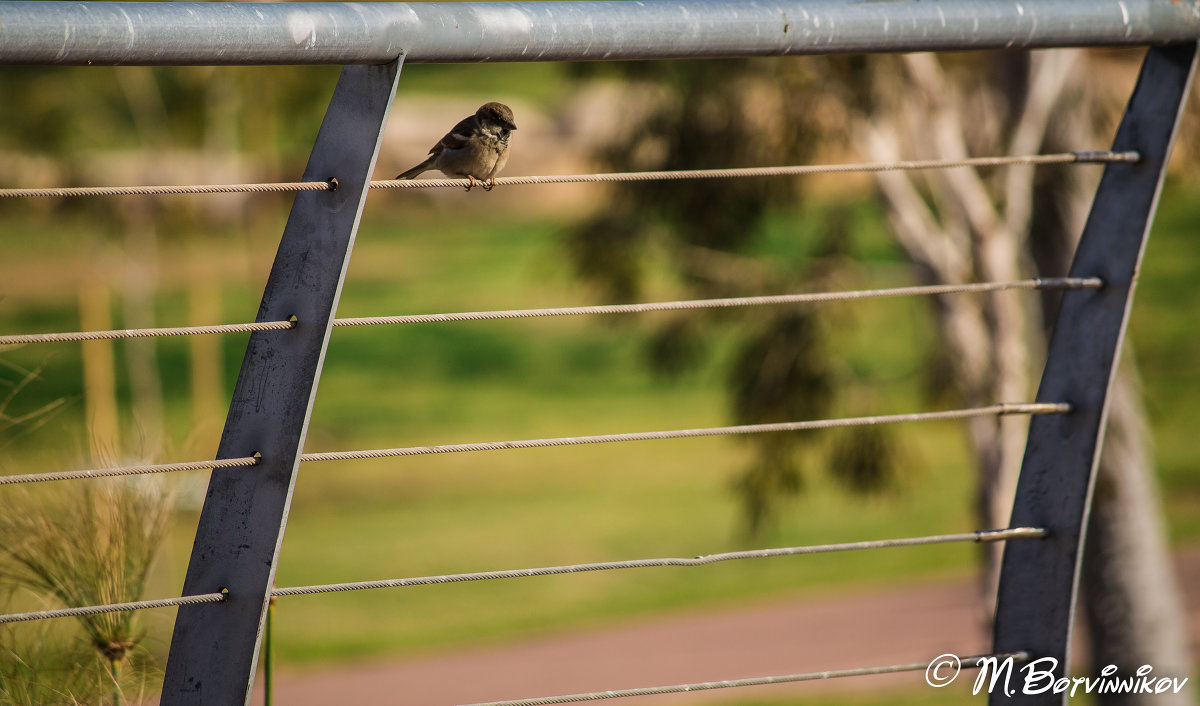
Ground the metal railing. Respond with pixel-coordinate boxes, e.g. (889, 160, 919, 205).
(3, 1, 1200, 65)
(0, 2, 1195, 705)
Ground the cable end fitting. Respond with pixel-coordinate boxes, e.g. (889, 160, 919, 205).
(974, 527, 1049, 543)
(1032, 277, 1104, 291)
(1073, 150, 1140, 164)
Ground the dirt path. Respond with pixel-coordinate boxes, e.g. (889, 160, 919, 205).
(253, 547, 1200, 705)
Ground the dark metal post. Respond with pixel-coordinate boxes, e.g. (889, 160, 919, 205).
(990, 43, 1197, 704)
(161, 58, 402, 705)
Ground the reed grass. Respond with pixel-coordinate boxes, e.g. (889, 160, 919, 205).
(0, 478, 173, 704)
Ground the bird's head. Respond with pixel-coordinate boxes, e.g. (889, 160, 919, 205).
(477, 102, 517, 132)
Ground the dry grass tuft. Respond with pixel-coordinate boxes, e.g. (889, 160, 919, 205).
(0, 478, 173, 704)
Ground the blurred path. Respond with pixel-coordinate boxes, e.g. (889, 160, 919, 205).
(253, 546, 1200, 705)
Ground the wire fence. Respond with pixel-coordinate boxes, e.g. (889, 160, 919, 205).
(0, 30, 1180, 703)
(0, 146, 1123, 645)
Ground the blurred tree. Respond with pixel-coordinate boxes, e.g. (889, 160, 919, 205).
(566, 58, 900, 535)
(853, 50, 1192, 702)
(0, 64, 335, 460)
(570, 50, 1192, 702)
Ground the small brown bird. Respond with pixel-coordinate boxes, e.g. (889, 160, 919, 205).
(395, 102, 517, 191)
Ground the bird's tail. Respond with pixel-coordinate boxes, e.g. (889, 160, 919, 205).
(395, 155, 436, 180)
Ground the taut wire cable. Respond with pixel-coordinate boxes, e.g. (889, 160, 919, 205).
(0, 320, 295, 346)
(0, 278, 1101, 347)
(271, 528, 1046, 598)
(458, 652, 1032, 706)
(0, 592, 227, 625)
(0, 151, 1138, 199)
(332, 278, 1102, 327)
(0, 456, 259, 486)
(1, 404, 1064, 486)
(0, 181, 333, 199)
(374, 151, 1138, 190)
(298, 402, 1069, 464)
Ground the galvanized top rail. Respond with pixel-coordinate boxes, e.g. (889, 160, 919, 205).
(1, 0, 1199, 66)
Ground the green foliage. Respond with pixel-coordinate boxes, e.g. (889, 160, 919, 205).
(567, 59, 901, 532)
(830, 423, 902, 495)
(0, 357, 69, 451)
(0, 66, 333, 156)
(0, 623, 92, 706)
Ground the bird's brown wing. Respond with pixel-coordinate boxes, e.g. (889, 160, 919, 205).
(432, 113, 480, 153)
(396, 112, 480, 179)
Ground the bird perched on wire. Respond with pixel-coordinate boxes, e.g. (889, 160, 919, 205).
(395, 102, 517, 191)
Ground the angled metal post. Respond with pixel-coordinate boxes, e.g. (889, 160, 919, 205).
(990, 43, 1197, 704)
(161, 58, 402, 705)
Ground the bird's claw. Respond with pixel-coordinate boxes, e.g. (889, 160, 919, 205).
(482, 178, 497, 192)
(463, 176, 477, 192)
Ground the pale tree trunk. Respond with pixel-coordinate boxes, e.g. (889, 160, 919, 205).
(1079, 365, 1195, 702)
(121, 213, 165, 458)
(856, 50, 1050, 607)
(78, 277, 120, 461)
(116, 66, 168, 460)
(857, 49, 1193, 702)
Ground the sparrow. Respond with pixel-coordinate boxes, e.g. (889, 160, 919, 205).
(395, 102, 517, 191)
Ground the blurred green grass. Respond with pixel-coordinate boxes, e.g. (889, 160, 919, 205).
(0, 179, 1196, 668)
(1129, 180, 1200, 541)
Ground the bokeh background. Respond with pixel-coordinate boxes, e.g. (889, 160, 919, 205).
(1, 48, 1197, 705)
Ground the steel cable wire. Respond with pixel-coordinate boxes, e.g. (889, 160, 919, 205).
(374, 151, 1137, 190)
(0, 151, 1137, 199)
(0, 404, 1065, 486)
(0, 592, 227, 625)
(0, 278, 1101, 347)
(0, 320, 295, 346)
(457, 653, 1031, 706)
(271, 528, 1046, 598)
(0, 455, 259, 486)
(0, 181, 333, 199)
(297, 403, 1070, 463)
(332, 278, 1102, 327)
